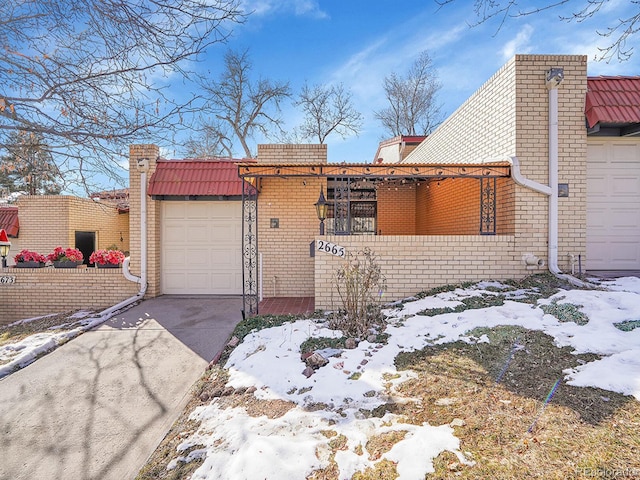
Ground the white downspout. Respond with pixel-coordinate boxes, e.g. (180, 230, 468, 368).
(86, 158, 150, 324)
(547, 71, 561, 276)
(121, 167, 148, 297)
(510, 68, 592, 288)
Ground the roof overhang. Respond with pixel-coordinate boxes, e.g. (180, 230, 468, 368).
(148, 160, 246, 197)
(0, 206, 19, 237)
(237, 161, 511, 180)
(586, 77, 640, 136)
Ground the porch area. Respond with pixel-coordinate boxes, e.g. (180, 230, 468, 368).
(257, 297, 315, 316)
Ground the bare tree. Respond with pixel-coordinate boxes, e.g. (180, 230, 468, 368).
(183, 121, 234, 158)
(374, 51, 442, 137)
(295, 83, 364, 144)
(199, 49, 291, 158)
(436, 0, 639, 61)
(1, 0, 245, 192)
(1, 132, 62, 195)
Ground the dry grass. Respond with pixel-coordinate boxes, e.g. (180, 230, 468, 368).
(391, 327, 640, 479)
(0, 310, 96, 347)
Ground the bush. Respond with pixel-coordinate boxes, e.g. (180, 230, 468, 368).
(330, 247, 386, 338)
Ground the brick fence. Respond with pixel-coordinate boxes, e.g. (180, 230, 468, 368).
(0, 267, 140, 326)
(314, 235, 546, 310)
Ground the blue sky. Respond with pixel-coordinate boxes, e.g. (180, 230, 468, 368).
(168, 0, 640, 164)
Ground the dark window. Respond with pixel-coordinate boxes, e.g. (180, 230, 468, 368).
(75, 231, 95, 265)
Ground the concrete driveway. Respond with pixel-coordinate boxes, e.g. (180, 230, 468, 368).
(0, 295, 242, 480)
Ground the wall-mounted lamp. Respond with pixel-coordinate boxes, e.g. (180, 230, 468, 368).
(314, 188, 328, 235)
(0, 229, 11, 268)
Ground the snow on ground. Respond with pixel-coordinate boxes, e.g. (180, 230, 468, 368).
(172, 277, 640, 479)
(0, 310, 116, 378)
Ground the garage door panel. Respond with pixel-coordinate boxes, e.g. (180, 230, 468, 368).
(609, 208, 640, 230)
(587, 140, 640, 270)
(164, 248, 189, 265)
(164, 225, 186, 242)
(164, 202, 188, 218)
(587, 175, 607, 196)
(161, 201, 243, 294)
(610, 176, 640, 196)
(611, 144, 638, 161)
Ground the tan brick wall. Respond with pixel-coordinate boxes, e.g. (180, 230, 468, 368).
(258, 177, 324, 297)
(257, 144, 327, 164)
(402, 54, 587, 273)
(402, 57, 517, 165)
(513, 55, 587, 272)
(0, 267, 139, 325)
(15, 195, 128, 259)
(129, 144, 161, 298)
(256, 144, 329, 297)
(314, 235, 546, 309)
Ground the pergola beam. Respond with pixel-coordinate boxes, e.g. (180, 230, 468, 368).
(238, 163, 511, 179)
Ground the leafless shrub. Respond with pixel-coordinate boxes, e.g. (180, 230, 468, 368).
(330, 248, 386, 338)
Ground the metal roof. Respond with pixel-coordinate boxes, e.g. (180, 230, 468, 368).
(0, 206, 19, 237)
(585, 76, 640, 128)
(148, 160, 245, 197)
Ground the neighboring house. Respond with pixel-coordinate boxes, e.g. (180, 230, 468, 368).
(0, 195, 135, 324)
(0, 195, 129, 265)
(126, 54, 640, 316)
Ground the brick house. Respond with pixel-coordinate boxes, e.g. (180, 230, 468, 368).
(0, 195, 135, 324)
(0, 195, 129, 267)
(125, 54, 640, 316)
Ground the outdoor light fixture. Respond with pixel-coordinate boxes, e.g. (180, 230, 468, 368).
(314, 187, 328, 235)
(0, 229, 11, 268)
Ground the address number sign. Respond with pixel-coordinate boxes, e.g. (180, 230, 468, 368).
(317, 240, 346, 258)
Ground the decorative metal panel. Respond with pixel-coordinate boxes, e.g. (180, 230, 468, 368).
(241, 181, 259, 316)
(480, 177, 497, 235)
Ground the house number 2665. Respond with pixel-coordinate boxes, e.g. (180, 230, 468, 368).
(317, 240, 346, 258)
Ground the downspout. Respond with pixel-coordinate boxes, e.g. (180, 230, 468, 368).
(92, 159, 149, 322)
(121, 162, 148, 297)
(510, 68, 592, 288)
(546, 68, 562, 277)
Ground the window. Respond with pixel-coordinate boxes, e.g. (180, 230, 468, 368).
(327, 178, 376, 235)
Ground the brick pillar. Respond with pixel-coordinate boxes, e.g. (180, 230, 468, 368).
(129, 144, 161, 297)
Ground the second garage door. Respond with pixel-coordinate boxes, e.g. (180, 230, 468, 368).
(161, 201, 243, 294)
(587, 139, 640, 270)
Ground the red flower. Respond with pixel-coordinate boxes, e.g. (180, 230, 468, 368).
(14, 249, 46, 263)
(46, 246, 84, 263)
(89, 249, 125, 265)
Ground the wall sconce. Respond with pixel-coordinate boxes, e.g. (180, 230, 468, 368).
(0, 229, 11, 268)
(314, 187, 328, 235)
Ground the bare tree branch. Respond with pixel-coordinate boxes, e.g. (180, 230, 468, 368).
(374, 51, 442, 137)
(198, 48, 291, 158)
(295, 83, 363, 144)
(435, 0, 639, 62)
(1, 0, 245, 193)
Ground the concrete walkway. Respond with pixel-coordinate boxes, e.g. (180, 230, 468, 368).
(0, 295, 242, 480)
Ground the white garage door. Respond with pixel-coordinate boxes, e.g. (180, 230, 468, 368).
(161, 201, 243, 294)
(587, 139, 640, 270)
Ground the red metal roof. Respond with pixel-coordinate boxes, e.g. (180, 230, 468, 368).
(585, 77, 640, 128)
(147, 160, 245, 197)
(0, 206, 19, 237)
